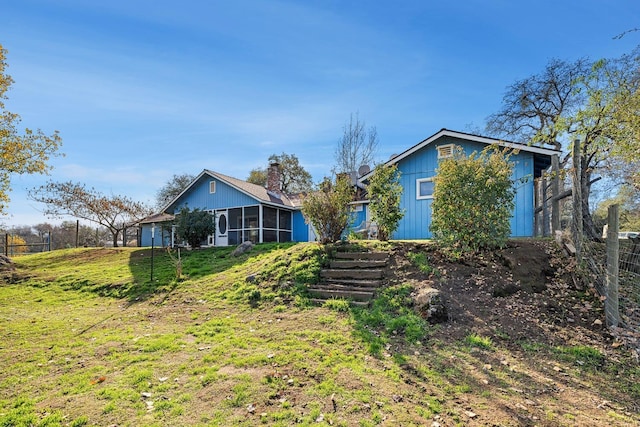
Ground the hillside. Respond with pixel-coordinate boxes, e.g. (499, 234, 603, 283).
(1, 241, 639, 426)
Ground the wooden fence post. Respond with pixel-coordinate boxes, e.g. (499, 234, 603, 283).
(605, 204, 620, 328)
(542, 172, 549, 237)
(572, 139, 583, 262)
(551, 154, 560, 234)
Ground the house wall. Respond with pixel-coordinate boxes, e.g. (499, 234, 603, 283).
(162, 173, 307, 245)
(292, 211, 310, 242)
(393, 136, 535, 239)
(139, 224, 173, 247)
(169, 175, 257, 213)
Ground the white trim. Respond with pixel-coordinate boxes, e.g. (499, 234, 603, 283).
(209, 181, 216, 194)
(416, 177, 434, 200)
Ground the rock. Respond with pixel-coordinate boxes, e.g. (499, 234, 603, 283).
(231, 241, 254, 257)
(0, 254, 14, 271)
(414, 287, 448, 323)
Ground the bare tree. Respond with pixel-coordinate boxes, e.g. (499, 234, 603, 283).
(334, 112, 378, 175)
(29, 181, 151, 247)
(156, 173, 194, 210)
(485, 51, 640, 240)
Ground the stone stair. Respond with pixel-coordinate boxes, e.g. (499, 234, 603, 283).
(309, 251, 389, 306)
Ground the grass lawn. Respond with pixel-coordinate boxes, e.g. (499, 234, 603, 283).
(1, 242, 639, 426)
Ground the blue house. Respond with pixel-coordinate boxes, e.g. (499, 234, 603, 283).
(139, 163, 315, 247)
(359, 129, 560, 240)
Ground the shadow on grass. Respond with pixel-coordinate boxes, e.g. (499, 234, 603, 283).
(125, 242, 298, 303)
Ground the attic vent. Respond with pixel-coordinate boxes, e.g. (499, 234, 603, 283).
(437, 144, 454, 159)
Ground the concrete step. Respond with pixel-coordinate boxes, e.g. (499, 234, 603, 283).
(307, 288, 375, 301)
(333, 252, 388, 261)
(320, 269, 384, 280)
(329, 260, 387, 269)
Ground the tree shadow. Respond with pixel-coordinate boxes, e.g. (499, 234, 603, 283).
(126, 243, 298, 303)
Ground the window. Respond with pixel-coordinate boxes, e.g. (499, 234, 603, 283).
(209, 181, 216, 193)
(417, 178, 434, 200)
(437, 144, 454, 159)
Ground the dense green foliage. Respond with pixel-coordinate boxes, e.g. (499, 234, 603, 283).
(367, 164, 405, 241)
(175, 207, 215, 248)
(430, 146, 515, 254)
(301, 176, 354, 244)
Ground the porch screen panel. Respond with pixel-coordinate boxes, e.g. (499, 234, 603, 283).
(263, 229, 277, 243)
(263, 207, 277, 229)
(228, 208, 242, 230)
(244, 206, 259, 228)
(279, 210, 292, 230)
(279, 231, 292, 242)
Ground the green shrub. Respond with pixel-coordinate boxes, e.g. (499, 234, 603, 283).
(302, 176, 354, 244)
(430, 146, 515, 254)
(367, 164, 405, 241)
(175, 207, 215, 248)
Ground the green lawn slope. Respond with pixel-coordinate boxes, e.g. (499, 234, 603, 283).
(1, 242, 638, 426)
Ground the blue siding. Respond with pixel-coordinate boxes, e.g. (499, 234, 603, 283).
(510, 153, 535, 236)
(292, 211, 309, 242)
(349, 204, 368, 230)
(393, 136, 537, 239)
(170, 175, 257, 213)
(140, 223, 172, 247)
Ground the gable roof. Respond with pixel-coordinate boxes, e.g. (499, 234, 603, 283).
(163, 169, 299, 213)
(360, 128, 561, 181)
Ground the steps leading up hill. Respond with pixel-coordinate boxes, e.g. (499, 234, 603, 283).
(308, 251, 389, 306)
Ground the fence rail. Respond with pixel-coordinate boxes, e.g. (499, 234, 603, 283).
(1, 233, 51, 256)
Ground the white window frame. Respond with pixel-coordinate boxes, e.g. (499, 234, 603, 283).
(416, 177, 434, 200)
(437, 144, 454, 159)
(209, 181, 216, 194)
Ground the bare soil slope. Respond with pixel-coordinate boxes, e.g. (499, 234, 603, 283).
(384, 239, 640, 426)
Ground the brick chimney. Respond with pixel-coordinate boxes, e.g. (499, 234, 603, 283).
(267, 162, 281, 194)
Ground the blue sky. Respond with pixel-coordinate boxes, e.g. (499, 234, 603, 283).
(2, 0, 639, 227)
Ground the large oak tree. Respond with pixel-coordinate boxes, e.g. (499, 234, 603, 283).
(486, 47, 640, 239)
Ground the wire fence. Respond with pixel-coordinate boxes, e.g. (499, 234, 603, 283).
(1, 233, 51, 257)
(535, 142, 639, 352)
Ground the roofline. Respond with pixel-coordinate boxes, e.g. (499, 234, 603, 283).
(161, 169, 210, 213)
(162, 169, 299, 213)
(206, 170, 298, 210)
(360, 128, 561, 181)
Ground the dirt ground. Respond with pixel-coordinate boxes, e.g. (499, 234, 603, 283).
(383, 239, 640, 425)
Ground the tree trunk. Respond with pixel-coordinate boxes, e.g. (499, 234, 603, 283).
(112, 230, 119, 248)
